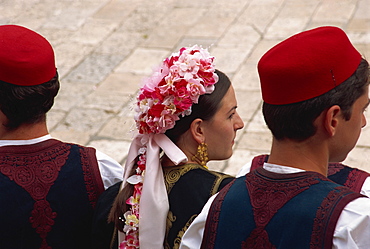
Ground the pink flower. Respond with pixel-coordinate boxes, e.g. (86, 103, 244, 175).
(158, 113, 179, 132)
(148, 103, 165, 117)
(174, 96, 192, 112)
(187, 79, 206, 103)
(134, 45, 218, 135)
(126, 233, 140, 248)
(119, 232, 140, 249)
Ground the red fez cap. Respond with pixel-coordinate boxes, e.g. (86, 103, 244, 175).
(0, 25, 56, 86)
(258, 26, 362, 105)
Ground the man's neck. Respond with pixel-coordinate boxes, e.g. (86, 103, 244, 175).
(0, 122, 49, 140)
(267, 137, 329, 176)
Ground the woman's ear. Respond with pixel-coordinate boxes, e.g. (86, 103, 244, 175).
(190, 118, 205, 144)
(324, 105, 342, 137)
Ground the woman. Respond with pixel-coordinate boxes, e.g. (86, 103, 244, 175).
(92, 45, 244, 249)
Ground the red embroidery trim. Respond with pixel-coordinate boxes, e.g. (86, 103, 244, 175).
(0, 143, 70, 249)
(250, 155, 268, 171)
(344, 169, 360, 191)
(327, 163, 344, 176)
(242, 228, 275, 249)
(79, 147, 104, 208)
(242, 170, 319, 248)
(311, 186, 363, 248)
(201, 179, 235, 249)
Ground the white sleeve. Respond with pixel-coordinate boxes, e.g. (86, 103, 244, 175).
(95, 150, 124, 189)
(180, 194, 218, 249)
(360, 177, 370, 197)
(333, 197, 370, 248)
(236, 160, 252, 177)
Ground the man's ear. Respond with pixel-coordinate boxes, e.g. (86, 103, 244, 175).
(324, 105, 342, 137)
(190, 118, 205, 144)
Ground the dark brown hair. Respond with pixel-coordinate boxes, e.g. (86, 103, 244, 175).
(0, 72, 59, 129)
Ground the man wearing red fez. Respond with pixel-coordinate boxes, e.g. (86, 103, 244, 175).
(0, 25, 123, 248)
(180, 26, 370, 249)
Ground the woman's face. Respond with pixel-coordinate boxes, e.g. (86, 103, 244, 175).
(201, 85, 244, 161)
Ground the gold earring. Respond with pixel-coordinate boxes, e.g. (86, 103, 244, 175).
(192, 142, 209, 168)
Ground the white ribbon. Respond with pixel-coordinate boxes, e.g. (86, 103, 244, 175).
(118, 133, 188, 249)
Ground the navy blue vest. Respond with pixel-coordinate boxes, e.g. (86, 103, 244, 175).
(201, 168, 364, 249)
(251, 154, 370, 193)
(0, 139, 104, 249)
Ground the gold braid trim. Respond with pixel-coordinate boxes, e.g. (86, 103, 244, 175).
(172, 214, 198, 249)
(163, 163, 205, 194)
(163, 164, 234, 248)
(209, 173, 234, 195)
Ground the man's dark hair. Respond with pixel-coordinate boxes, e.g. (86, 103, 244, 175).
(263, 59, 369, 141)
(0, 71, 60, 129)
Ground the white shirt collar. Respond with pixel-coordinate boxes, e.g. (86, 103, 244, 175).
(0, 134, 52, 147)
(263, 162, 306, 174)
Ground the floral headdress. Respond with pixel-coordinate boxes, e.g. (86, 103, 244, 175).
(135, 45, 218, 134)
(119, 45, 218, 249)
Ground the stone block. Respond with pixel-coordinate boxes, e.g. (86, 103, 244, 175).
(313, 0, 357, 23)
(50, 129, 91, 146)
(64, 53, 125, 84)
(237, 0, 284, 33)
(348, 32, 370, 44)
(237, 131, 272, 151)
(47, 110, 67, 132)
(53, 82, 95, 112)
(120, 2, 173, 33)
(43, 1, 106, 30)
(98, 116, 137, 141)
(87, 139, 131, 164)
(54, 42, 95, 79)
(176, 38, 218, 51)
(232, 62, 261, 91)
(185, 7, 239, 38)
(217, 24, 260, 49)
(69, 18, 119, 45)
(82, 91, 130, 114)
(234, 90, 262, 121)
(347, 19, 370, 33)
(92, 0, 137, 21)
(97, 72, 142, 95)
(114, 48, 169, 75)
(353, 43, 370, 59)
(94, 31, 145, 55)
(247, 111, 270, 133)
(210, 47, 250, 74)
(54, 108, 114, 136)
(144, 8, 206, 48)
(265, 18, 308, 40)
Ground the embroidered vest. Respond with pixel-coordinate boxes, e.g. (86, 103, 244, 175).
(201, 168, 364, 249)
(0, 139, 104, 249)
(163, 164, 233, 249)
(251, 154, 370, 193)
